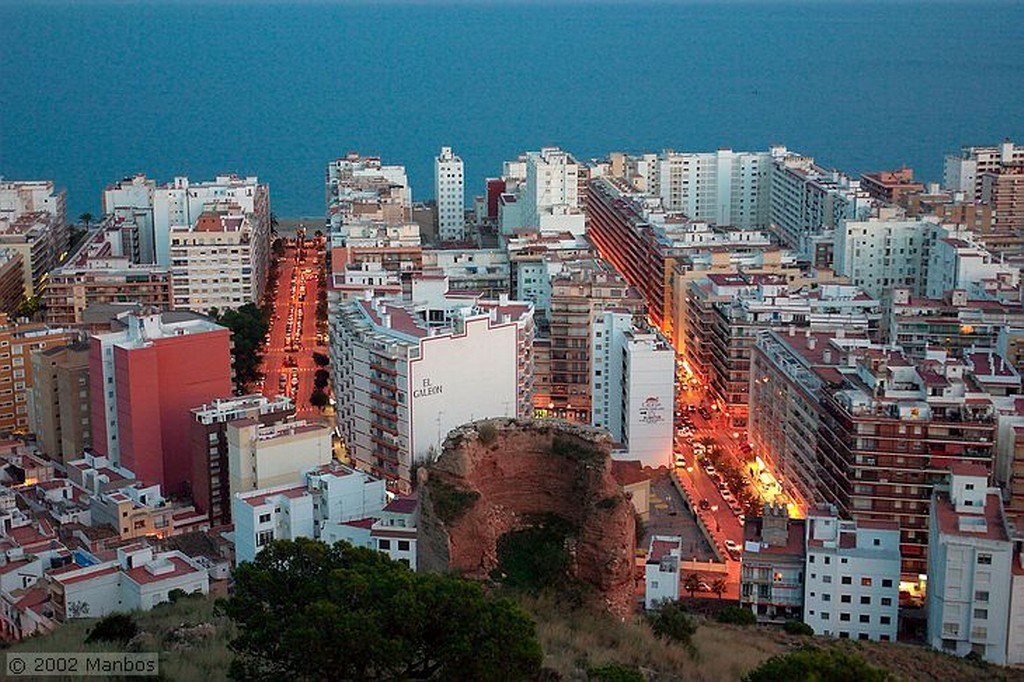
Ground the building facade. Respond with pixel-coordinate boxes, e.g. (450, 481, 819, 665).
(435, 146, 465, 241)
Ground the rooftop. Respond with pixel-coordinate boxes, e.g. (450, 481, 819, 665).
(934, 490, 1008, 542)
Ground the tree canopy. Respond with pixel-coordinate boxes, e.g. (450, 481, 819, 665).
(209, 303, 269, 391)
(217, 538, 542, 681)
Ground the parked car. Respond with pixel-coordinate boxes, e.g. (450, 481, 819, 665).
(674, 454, 687, 469)
(704, 464, 716, 476)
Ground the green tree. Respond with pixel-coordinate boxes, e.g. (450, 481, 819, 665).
(683, 573, 701, 598)
(210, 303, 270, 391)
(217, 538, 543, 681)
(78, 212, 94, 228)
(313, 368, 330, 391)
(647, 600, 697, 652)
(312, 351, 330, 367)
(711, 577, 727, 599)
(743, 647, 890, 682)
(270, 212, 280, 236)
(716, 605, 757, 625)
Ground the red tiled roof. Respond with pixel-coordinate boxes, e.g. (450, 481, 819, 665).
(950, 461, 988, 477)
(341, 517, 375, 529)
(649, 538, 681, 562)
(239, 485, 308, 508)
(51, 565, 119, 586)
(934, 491, 1007, 542)
(0, 559, 33, 575)
(382, 497, 417, 515)
(743, 518, 807, 556)
(611, 460, 649, 487)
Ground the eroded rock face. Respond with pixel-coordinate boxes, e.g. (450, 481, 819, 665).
(417, 418, 636, 616)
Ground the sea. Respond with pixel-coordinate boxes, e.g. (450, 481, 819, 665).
(2, 0, 1023, 219)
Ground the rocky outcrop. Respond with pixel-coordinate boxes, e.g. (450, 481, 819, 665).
(418, 418, 636, 616)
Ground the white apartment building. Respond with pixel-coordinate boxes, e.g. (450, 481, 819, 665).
(769, 152, 870, 255)
(521, 147, 585, 235)
(49, 544, 208, 620)
(327, 153, 411, 237)
(370, 496, 418, 568)
(803, 509, 901, 642)
(927, 465, 1013, 664)
(657, 147, 773, 230)
(645, 535, 683, 609)
(0, 179, 68, 261)
(169, 205, 268, 313)
(153, 175, 269, 267)
(103, 174, 157, 263)
(924, 231, 1018, 300)
(233, 461, 386, 564)
(331, 289, 534, 492)
(227, 418, 334, 498)
(944, 139, 1024, 200)
(833, 206, 942, 299)
(435, 146, 465, 241)
(591, 311, 675, 467)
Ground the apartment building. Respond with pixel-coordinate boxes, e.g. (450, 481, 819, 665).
(708, 283, 881, 427)
(741, 504, 806, 622)
(888, 287, 1024, 358)
(0, 213, 61, 298)
(233, 461, 386, 564)
(505, 231, 593, 321)
(103, 174, 157, 263)
(520, 147, 585, 235)
(0, 250, 24, 317)
(44, 219, 172, 326)
(927, 465, 1014, 663)
(189, 394, 295, 525)
(540, 259, 645, 423)
(803, 508, 900, 642)
(90, 310, 232, 493)
(645, 535, 684, 609)
(0, 180, 67, 281)
(327, 153, 411, 237)
(944, 139, 1024, 201)
(28, 342, 91, 463)
(169, 205, 269, 313)
(153, 174, 269, 268)
(419, 248, 510, 299)
(860, 168, 924, 205)
(332, 287, 533, 491)
(226, 418, 333, 498)
(435, 146, 465, 241)
(981, 165, 1024, 233)
(768, 152, 870, 254)
(328, 221, 422, 302)
(590, 311, 674, 467)
(0, 314, 79, 435)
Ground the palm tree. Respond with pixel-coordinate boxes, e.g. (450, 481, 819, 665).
(683, 573, 701, 599)
(711, 577, 727, 600)
(270, 212, 280, 236)
(78, 212, 94, 228)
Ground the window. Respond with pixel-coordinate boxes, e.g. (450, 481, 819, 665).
(861, 577, 873, 587)
(882, 579, 893, 588)
(881, 597, 893, 607)
(975, 591, 990, 602)
(978, 554, 992, 565)
(823, 575, 832, 584)
(809, 555, 815, 563)
(398, 540, 410, 552)
(859, 615, 870, 624)
(860, 596, 871, 605)
(821, 612, 829, 621)
(258, 513, 271, 524)
(824, 556, 831, 565)
(841, 576, 852, 585)
(651, 581, 658, 589)
(256, 530, 274, 547)
(873, 538, 880, 546)
(975, 608, 988, 620)
(379, 539, 391, 550)
(858, 633, 870, 641)
(841, 558, 848, 564)
(840, 613, 851, 622)
(822, 594, 831, 602)
(943, 623, 959, 636)
(841, 594, 851, 603)
(880, 616, 891, 625)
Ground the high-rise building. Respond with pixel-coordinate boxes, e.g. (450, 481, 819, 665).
(434, 147, 465, 241)
(103, 174, 157, 264)
(0, 212, 63, 298)
(0, 249, 24, 317)
(189, 394, 295, 525)
(0, 179, 68, 268)
(326, 153, 411, 238)
(981, 165, 1024, 233)
(860, 168, 924, 205)
(152, 175, 269, 267)
(44, 218, 172, 326)
(590, 311, 674, 467)
(28, 341, 91, 464)
(540, 260, 645, 423)
(89, 310, 232, 494)
(0, 314, 79, 435)
(169, 205, 269, 313)
(943, 139, 1024, 200)
(332, 285, 534, 492)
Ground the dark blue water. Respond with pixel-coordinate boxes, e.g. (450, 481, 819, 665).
(2, 1, 1022, 218)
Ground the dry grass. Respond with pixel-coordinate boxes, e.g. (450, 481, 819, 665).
(4, 595, 236, 681)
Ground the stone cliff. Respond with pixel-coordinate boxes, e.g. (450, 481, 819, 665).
(417, 418, 637, 616)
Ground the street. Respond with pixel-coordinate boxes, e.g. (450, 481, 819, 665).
(259, 236, 328, 419)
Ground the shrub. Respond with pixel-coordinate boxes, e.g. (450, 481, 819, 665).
(716, 606, 757, 625)
(551, 435, 602, 463)
(428, 477, 480, 523)
(477, 421, 498, 445)
(783, 620, 815, 636)
(85, 613, 139, 644)
(743, 647, 890, 682)
(168, 588, 189, 604)
(492, 515, 576, 592)
(588, 663, 645, 682)
(596, 495, 620, 510)
(647, 600, 697, 650)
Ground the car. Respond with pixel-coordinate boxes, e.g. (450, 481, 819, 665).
(674, 454, 687, 469)
(699, 408, 712, 420)
(704, 464, 716, 476)
(724, 539, 741, 559)
(699, 498, 711, 510)
(687, 405, 697, 413)
(698, 581, 712, 593)
(721, 490, 734, 501)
